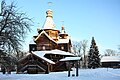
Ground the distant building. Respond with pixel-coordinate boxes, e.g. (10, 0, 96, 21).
(101, 56, 120, 68)
(17, 9, 80, 74)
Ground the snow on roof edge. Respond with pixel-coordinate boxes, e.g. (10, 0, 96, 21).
(46, 49, 75, 56)
(60, 57, 81, 61)
(101, 56, 120, 62)
(32, 51, 55, 64)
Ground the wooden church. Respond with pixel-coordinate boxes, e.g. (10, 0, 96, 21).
(17, 9, 78, 74)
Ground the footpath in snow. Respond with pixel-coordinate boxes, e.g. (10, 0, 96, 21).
(0, 68, 120, 80)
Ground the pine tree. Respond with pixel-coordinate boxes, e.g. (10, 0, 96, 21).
(88, 37, 101, 69)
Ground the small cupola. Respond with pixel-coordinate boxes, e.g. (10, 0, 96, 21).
(59, 25, 68, 39)
(46, 9, 53, 18)
(61, 25, 66, 34)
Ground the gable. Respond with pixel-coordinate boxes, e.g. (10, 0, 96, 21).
(36, 33, 50, 44)
(19, 52, 55, 64)
(35, 31, 56, 44)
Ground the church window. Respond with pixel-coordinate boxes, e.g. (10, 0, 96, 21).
(61, 46, 64, 50)
(32, 47, 35, 51)
(43, 46, 45, 50)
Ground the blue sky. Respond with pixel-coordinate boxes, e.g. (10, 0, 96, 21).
(4, 0, 120, 54)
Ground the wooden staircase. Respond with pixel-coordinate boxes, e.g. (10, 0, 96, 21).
(18, 60, 48, 74)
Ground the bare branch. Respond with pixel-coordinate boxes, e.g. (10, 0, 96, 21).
(0, 0, 32, 54)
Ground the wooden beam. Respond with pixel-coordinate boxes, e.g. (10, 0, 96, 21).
(76, 61, 79, 76)
(68, 62, 70, 77)
(46, 63, 49, 74)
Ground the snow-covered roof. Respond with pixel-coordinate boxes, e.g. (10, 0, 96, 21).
(46, 49, 75, 56)
(101, 56, 120, 62)
(33, 49, 75, 56)
(34, 30, 71, 44)
(34, 30, 56, 43)
(42, 9, 56, 30)
(60, 57, 81, 61)
(20, 49, 74, 64)
(32, 51, 45, 57)
(32, 51, 55, 64)
(32, 50, 76, 63)
(57, 38, 70, 44)
(19, 51, 55, 64)
(43, 17, 56, 30)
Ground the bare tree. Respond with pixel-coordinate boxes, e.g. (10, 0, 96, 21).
(12, 50, 27, 61)
(118, 45, 120, 53)
(72, 40, 88, 68)
(72, 41, 82, 56)
(0, 0, 32, 54)
(0, 0, 32, 69)
(81, 40, 88, 68)
(104, 49, 116, 56)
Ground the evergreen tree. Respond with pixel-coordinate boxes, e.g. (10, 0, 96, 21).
(88, 37, 101, 69)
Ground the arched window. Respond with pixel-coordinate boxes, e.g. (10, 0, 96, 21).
(61, 46, 64, 50)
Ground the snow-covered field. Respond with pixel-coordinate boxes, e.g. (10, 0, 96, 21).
(0, 68, 120, 80)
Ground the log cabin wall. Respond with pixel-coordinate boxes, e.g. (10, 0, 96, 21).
(58, 44, 68, 52)
(36, 33, 56, 51)
(44, 29, 59, 41)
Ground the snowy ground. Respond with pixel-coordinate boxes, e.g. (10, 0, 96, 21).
(0, 68, 120, 80)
